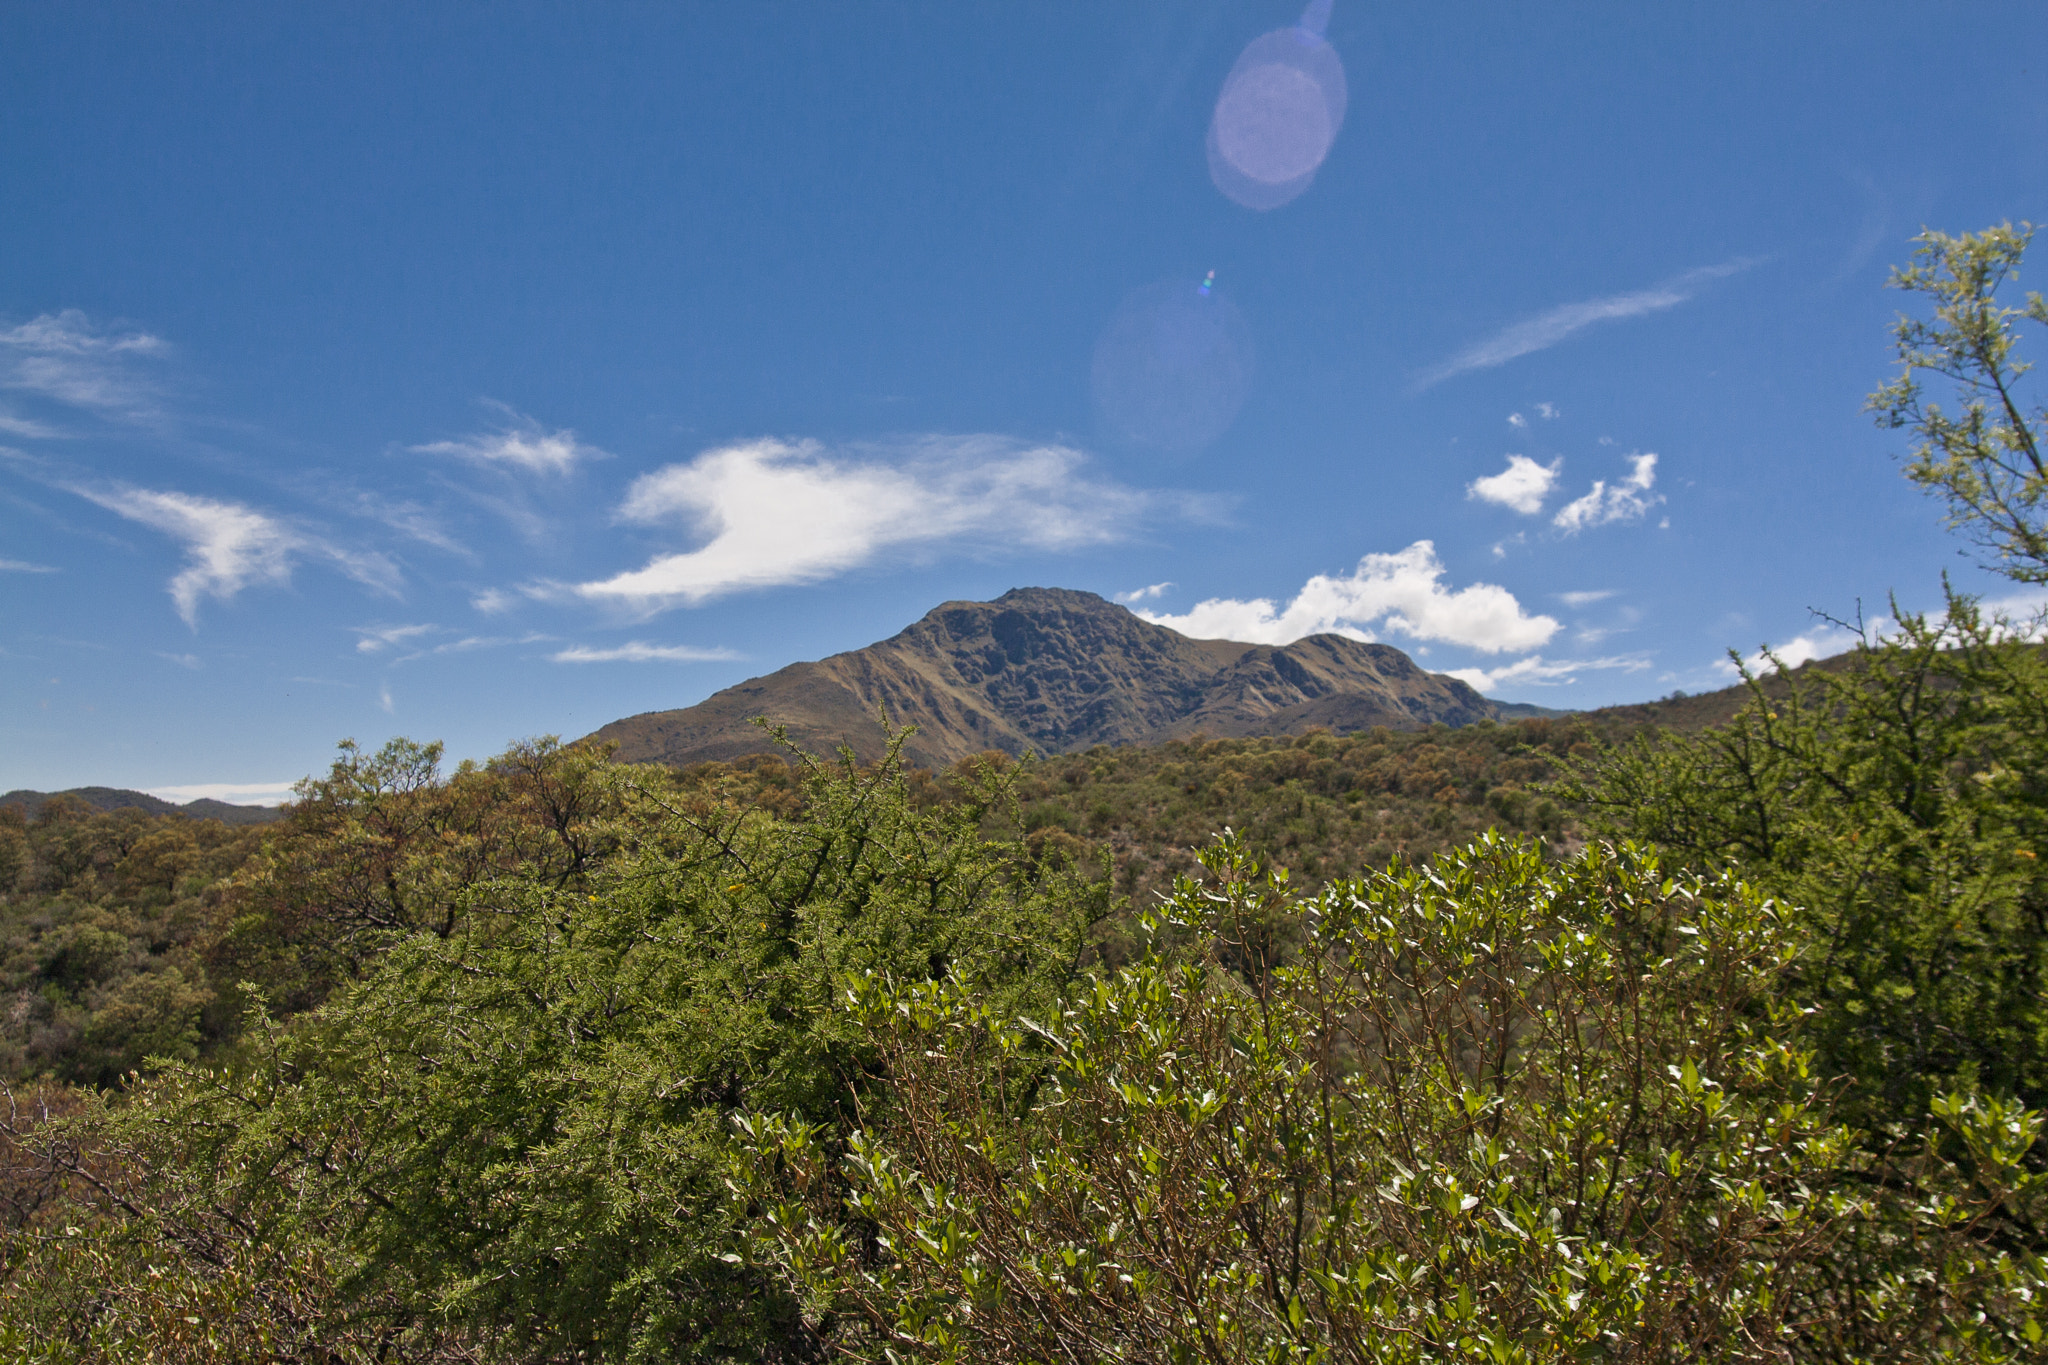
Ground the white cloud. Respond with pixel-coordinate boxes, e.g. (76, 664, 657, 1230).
(354, 495, 472, 559)
(430, 633, 549, 656)
(1981, 588, 2048, 627)
(78, 485, 400, 626)
(1116, 581, 1174, 603)
(145, 780, 297, 806)
(379, 682, 395, 713)
(1445, 652, 1652, 693)
(1507, 412, 1528, 429)
(0, 408, 63, 439)
(1553, 453, 1662, 533)
(1535, 402, 1559, 420)
(1558, 589, 1615, 607)
(1137, 541, 1559, 655)
(1414, 259, 1757, 388)
(353, 623, 439, 653)
(155, 651, 202, 669)
(411, 403, 605, 475)
(1714, 623, 1869, 678)
(471, 587, 521, 615)
(0, 557, 57, 573)
(1713, 598, 2048, 683)
(574, 435, 1198, 614)
(0, 310, 168, 416)
(551, 641, 741, 664)
(1468, 455, 1561, 516)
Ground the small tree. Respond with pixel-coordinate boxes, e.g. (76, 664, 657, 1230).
(1872, 222, 2048, 582)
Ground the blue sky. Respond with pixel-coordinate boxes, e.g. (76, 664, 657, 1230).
(4, 2, 2046, 801)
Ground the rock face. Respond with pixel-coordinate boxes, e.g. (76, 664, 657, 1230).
(585, 587, 1512, 770)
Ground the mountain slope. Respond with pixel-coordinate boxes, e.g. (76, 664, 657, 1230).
(587, 587, 1517, 770)
(0, 786, 285, 825)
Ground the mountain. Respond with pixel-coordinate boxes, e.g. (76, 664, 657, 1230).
(0, 786, 286, 825)
(587, 587, 1544, 771)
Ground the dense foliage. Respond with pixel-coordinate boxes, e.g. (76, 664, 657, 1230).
(741, 836, 2044, 1362)
(0, 720, 1623, 1095)
(0, 800, 264, 1086)
(1563, 600, 2048, 1135)
(0, 733, 1110, 1361)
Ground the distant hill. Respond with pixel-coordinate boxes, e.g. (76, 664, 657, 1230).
(586, 587, 1548, 771)
(0, 786, 285, 825)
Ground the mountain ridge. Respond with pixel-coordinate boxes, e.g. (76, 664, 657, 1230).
(587, 587, 1554, 770)
(0, 786, 285, 825)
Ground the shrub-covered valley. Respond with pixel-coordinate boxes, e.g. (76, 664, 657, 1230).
(2, 227, 2046, 1361)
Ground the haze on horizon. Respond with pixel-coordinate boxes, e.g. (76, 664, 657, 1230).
(3, 2, 2045, 802)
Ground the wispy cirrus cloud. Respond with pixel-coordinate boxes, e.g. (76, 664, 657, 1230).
(353, 622, 439, 654)
(1414, 260, 1757, 389)
(0, 407, 64, 439)
(571, 435, 1210, 615)
(1137, 541, 1559, 654)
(411, 402, 606, 475)
(352, 623, 555, 660)
(550, 641, 740, 664)
(1467, 454, 1561, 515)
(1553, 453, 1662, 533)
(77, 485, 399, 626)
(0, 557, 58, 573)
(1116, 581, 1175, 603)
(0, 310, 170, 418)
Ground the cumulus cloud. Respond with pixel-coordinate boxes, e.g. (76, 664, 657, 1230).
(1535, 402, 1559, 420)
(1553, 453, 1662, 533)
(1136, 541, 1559, 654)
(551, 641, 740, 664)
(78, 486, 399, 626)
(574, 435, 1200, 614)
(1713, 622, 1875, 679)
(411, 403, 605, 475)
(1507, 412, 1527, 429)
(1414, 260, 1756, 389)
(1444, 652, 1652, 693)
(1468, 454, 1562, 516)
(0, 310, 168, 416)
(1116, 581, 1174, 603)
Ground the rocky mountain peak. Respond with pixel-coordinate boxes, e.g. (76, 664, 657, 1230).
(585, 588, 1521, 770)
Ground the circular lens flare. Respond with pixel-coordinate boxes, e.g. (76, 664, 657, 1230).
(1092, 277, 1255, 456)
(1214, 63, 1332, 185)
(1207, 13, 1348, 211)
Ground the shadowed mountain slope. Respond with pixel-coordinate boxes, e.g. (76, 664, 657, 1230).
(586, 588, 1531, 770)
